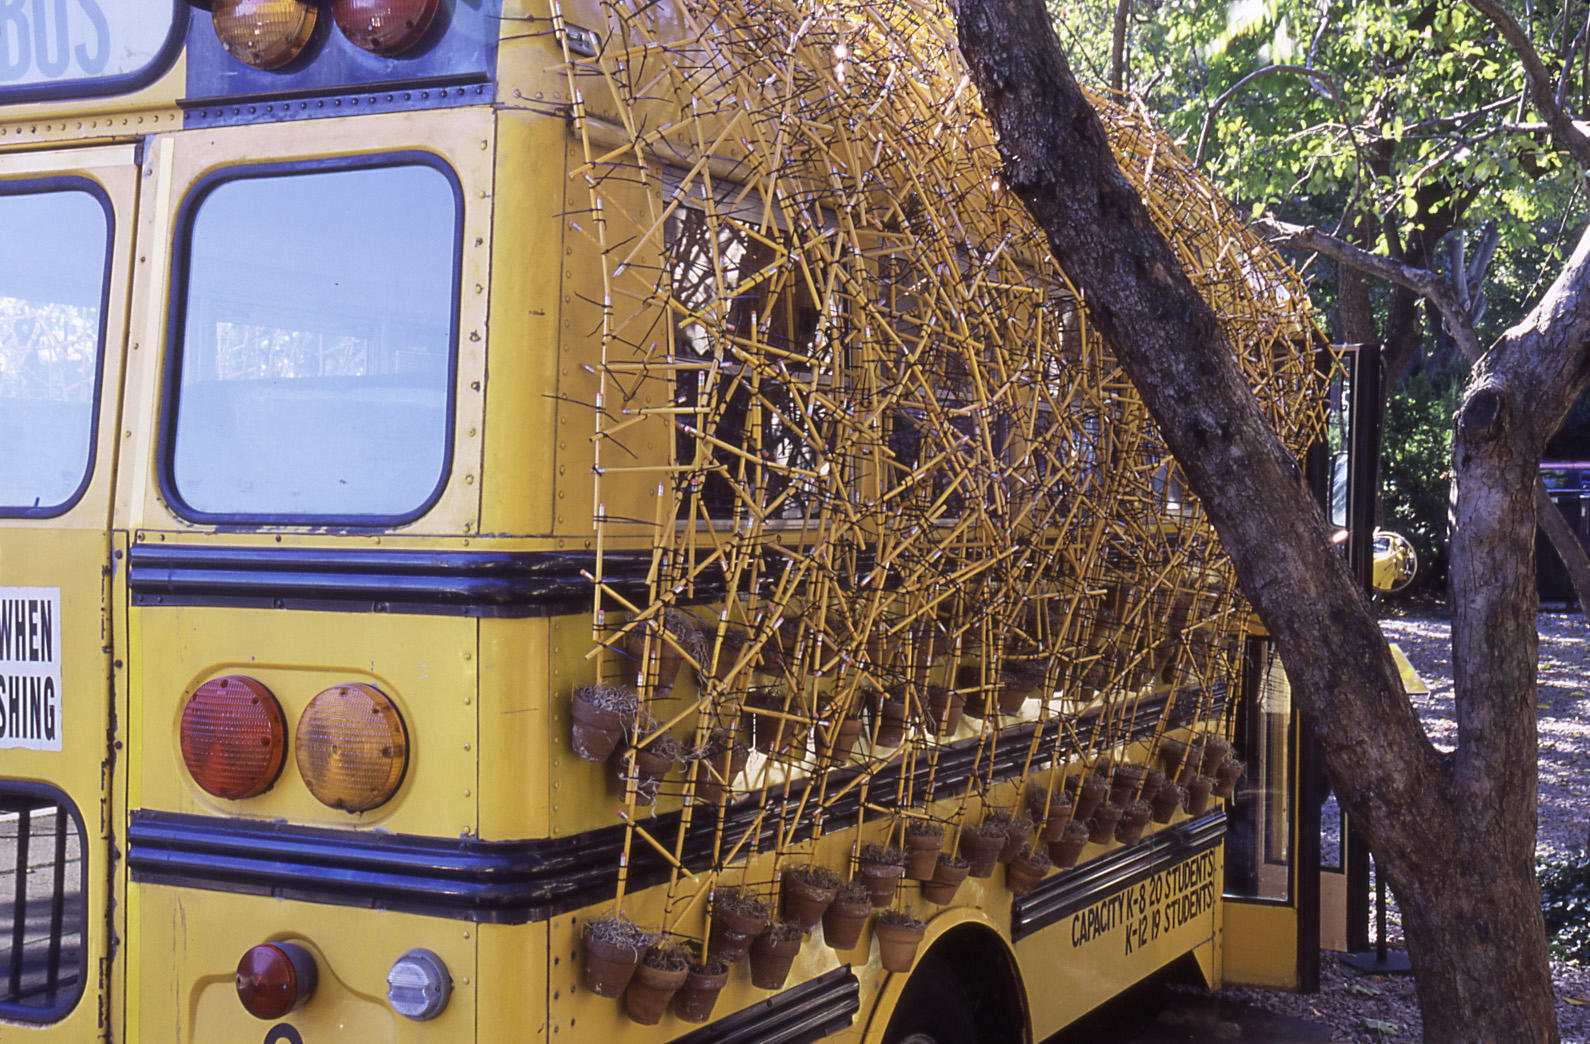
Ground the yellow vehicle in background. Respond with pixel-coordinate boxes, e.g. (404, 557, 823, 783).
(0, 2, 1364, 1041)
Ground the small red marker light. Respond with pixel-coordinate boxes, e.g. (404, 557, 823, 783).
(236, 942, 318, 1020)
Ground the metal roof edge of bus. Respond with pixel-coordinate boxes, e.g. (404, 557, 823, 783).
(126, 685, 1223, 922)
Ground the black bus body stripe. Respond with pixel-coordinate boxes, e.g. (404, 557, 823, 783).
(667, 967, 859, 1044)
(1009, 810, 1227, 941)
(127, 685, 1223, 922)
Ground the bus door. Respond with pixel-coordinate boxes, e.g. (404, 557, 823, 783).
(0, 145, 141, 1038)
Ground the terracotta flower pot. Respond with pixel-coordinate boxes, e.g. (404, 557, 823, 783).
(822, 895, 872, 951)
(749, 928, 803, 989)
(1176, 738, 1206, 784)
(925, 686, 966, 734)
(959, 829, 1005, 878)
(1109, 764, 1149, 809)
(747, 693, 805, 755)
(696, 738, 749, 804)
(1214, 759, 1245, 799)
(873, 917, 926, 973)
(1115, 801, 1152, 845)
(1200, 736, 1233, 777)
(623, 959, 687, 1025)
(672, 967, 729, 1023)
(1072, 776, 1107, 823)
(1048, 823, 1090, 868)
(875, 694, 909, 747)
(782, 873, 838, 932)
(1185, 775, 1214, 815)
(624, 746, 675, 807)
(922, 855, 970, 904)
(1151, 784, 1185, 823)
(999, 816, 1033, 863)
(997, 663, 1045, 714)
(1157, 737, 1192, 779)
(1006, 851, 1050, 897)
(582, 931, 644, 998)
(857, 859, 905, 907)
(570, 691, 631, 762)
(1087, 802, 1123, 844)
(819, 717, 864, 762)
(710, 897, 767, 961)
(1037, 796, 1075, 843)
(904, 828, 945, 881)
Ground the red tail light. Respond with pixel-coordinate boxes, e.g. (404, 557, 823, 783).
(180, 676, 288, 800)
(236, 941, 318, 1019)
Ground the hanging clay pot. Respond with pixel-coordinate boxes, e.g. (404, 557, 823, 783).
(1048, 821, 1090, 868)
(997, 661, 1046, 714)
(672, 962, 730, 1024)
(1157, 736, 1192, 779)
(748, 923, 804, 989)
(1071, 776, 1107, 823)
(856, 847, 906, 906)
(999, 814, 1033, 863)
(903, 823, 945, 881)
(925, 685, 966, 735)
(709, 888, 768, 961)
(959, 826, 1005, 878)
(1109, 763, 1149, 809)
(1185, 775, 1214, 815)
(781, 865, 841, 932)
(1037, 794, 1075, 843)
(747, 690, 805, 755)
(569, 685, 638, 762)
(1087, 801, 1123, 844)
(695, 731, 749, 804)
(818, 716, 864, 762)
(1176, 737, 1206, 785)
(624, 740, 678, 807)
(822, 887, 873, 951)
(1006, 846, 1051, 897)
(582, 918, 649, 998)
(1214, 758, 1246, 799)
(872, 912, 927, 973)
(1200, 735, 1233, 777)
(1151, 783, 1185, 823)
(623, 946, 688, 1026)
(875, 690, 909, 747)
(922, 854, 971, 904)
(1115, 800, 1152, 845)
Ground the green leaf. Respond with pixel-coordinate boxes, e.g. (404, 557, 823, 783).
(1361, 1017, 1402, 1037)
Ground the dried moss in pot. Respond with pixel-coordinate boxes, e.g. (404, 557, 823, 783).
(569, 684, 639, 762)
(856, 844, 907, 906)
(1006, 844, 1051, 897)
(822, 880, 873, 951)
(582, 916, 652, 998)
(624, 941, 689, 1025)
(782, 863, 842, 930)
(903, 820, 946, 880)
(749, 920, 805, 989)
(873, 908, 927, 972)
(923, 853, 971, 904)
(673, 948, 733, 1024)
(710, 886, 769, 960)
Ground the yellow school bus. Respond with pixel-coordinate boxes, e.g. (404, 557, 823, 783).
(0, 1, 1352, 1041)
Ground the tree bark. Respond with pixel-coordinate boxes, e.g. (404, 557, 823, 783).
(956, 0, 1590, 1039)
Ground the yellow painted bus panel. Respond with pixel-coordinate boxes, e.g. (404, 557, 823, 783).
(130, 884, 477, 1043)
(1220, 900, 1299, 990)
(478, 616, 550, 841)
(1019, 845, 1222, 1033)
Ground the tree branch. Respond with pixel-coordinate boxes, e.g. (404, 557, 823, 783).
(1195, 64, 1344, 167)
(1256, 216, 1484, 362)
(1109, 0, 1131, 92)
(1258, 214, 1590, 617)
(1470, 0, 1590, 168)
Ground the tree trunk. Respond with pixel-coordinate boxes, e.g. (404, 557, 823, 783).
(956, 1, 1586, 1038)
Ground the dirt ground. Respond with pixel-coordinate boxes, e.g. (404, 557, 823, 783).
(1208, 609, 1590, 1042)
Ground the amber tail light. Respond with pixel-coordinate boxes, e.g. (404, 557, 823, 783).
(180, 676, 288, 800)
(295, 683, 409, 812)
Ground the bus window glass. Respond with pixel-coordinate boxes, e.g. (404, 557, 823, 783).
(0, 187, 107, 515)
(170, 163, 457, 520)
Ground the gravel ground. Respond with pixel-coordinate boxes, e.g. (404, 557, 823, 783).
(1211, 608, 1590, 1042)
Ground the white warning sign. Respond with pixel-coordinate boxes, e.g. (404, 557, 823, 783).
(0, 587, 62, 750)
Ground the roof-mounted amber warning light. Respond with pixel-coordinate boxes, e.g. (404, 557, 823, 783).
(332, 0, 440, 56)
(211, 0, 319, 70)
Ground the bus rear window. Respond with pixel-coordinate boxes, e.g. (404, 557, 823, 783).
(0, 186, 109, 517)
(167, 161, 459, 522)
